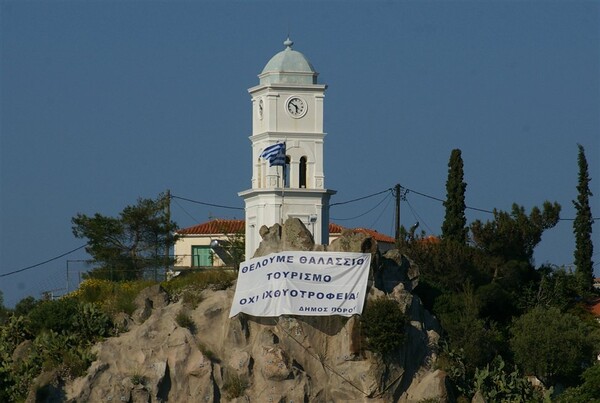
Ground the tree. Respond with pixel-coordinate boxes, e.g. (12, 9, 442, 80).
(408, 236, 486, 293)
(518, 265, 579, 312)
(14, 296, 39, 317)
(72, 193, 179, 281)
(361, 297, 407, 355)
(0, 291, 8, 325)
(557, 364, 600, 402)
(434, 282, 504, 370)
(471, 202, 561, 265)
(573, 144, 595, 294)
(442, 149, 468, 244)
(510, 305, 599, 386)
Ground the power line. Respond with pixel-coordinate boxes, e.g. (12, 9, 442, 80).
(331, 191, 392, 221)
(0, 244, 87, 278)
(402, 186, 495, 214)
(400, 185, 599, 220)
(368, 193, 394, 229)
(172, 197, 201, 224)
(330, 188, 392, 207)
(330, 198, 389, 221)
(171, 195, 244, 211)
(405, 198, 434, 234)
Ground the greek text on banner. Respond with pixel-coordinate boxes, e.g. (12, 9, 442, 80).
(229, 251, 371, 318)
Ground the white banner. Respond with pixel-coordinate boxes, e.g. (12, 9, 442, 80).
(229, 251, 371, 318)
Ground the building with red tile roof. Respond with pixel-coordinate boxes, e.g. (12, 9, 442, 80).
(174, 219, 395, 269)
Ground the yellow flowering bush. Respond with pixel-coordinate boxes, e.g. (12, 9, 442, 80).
(72, 279, 156, 315)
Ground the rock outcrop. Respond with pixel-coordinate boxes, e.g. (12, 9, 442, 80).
(65, 218, 447, 402)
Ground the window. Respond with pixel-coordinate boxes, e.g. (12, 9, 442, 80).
(285, 155, 291, 188)
(299, 156, 307, 188)
(192, 246, 212, 267)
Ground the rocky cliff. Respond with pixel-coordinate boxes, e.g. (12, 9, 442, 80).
(64, 218, 448, 402)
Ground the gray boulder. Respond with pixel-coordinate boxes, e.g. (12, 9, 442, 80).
(64, 218, 446, 402)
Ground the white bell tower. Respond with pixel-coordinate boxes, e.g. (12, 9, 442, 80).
(239, 38, 336, 258)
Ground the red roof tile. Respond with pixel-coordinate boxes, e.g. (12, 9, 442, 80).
(588, 298, 600, 317)
(328, 222, 346, 234)
(329, 223, 395, 244)
(177, 219, 245, 235)
(351, 228, 396, 244)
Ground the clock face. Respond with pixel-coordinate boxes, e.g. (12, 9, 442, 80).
(286, 96, 307, 118)
(258, 99, 264, 120)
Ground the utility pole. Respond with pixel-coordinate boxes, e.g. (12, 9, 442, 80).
(164, 189, 171, 280)
(394, 184, 401, 242)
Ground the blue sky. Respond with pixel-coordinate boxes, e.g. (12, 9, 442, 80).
(1, 1, 598, 307)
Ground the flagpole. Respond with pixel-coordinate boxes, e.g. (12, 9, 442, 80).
(259, 142, 287, 225)
(280, 146, 286, 225)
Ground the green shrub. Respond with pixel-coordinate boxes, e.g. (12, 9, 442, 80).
(473, 356, 546, 402)
(72, 302, 112, 340)
(182, 290, 204, 308)
(74, 278, 156, 315)
(557, 364, 600, 402)
(223, 371, 248, 399)
(14, 296, 40, 317)
(130, 371, 146, 386)
(27, 298, 80, 335)
(197, 342, 217, 361)
(361, 297, 407, 356)
(510, 306, 599, 386)
(162, 270, 236, 300)
(175, 310, 196, 333)
(34, 330, 95, 379)
(0, 315, 39, 402)
(435, 343, 471, 398)
(0, 314, 31, 350)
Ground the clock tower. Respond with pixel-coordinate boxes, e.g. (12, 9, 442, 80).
(239, 38, 336, 258)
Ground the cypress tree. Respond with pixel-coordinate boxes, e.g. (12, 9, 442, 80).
(573, 144, 595, 293)
(442, 149, 468, 244)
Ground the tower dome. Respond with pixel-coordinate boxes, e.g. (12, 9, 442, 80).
(259, 38, 318, 85)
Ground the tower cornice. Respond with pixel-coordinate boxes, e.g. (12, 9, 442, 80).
(248, 83, 327, 95)
(250, 132, 327, 142)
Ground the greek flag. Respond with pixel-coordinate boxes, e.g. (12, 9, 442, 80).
(260, 143, 286, 166)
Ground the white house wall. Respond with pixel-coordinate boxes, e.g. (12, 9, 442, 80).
(173, 234, 227, 268)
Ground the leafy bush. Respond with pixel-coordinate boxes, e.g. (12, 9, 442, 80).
(0, 298, 109, 399)
(34, 330, 96, 378)
(223, 371, 248, 399)
(73, 278, 155, 315)
(130, 367, 147, 386)
(473, 356, 547, 402)
(0, 315, 38, 402)
(0, 314, 31, 350)
(182, 289, 204, 308)
(175, 310, 196, 333)
(557, 364, 600, 402)
(510, 306, 600, 385)
(162, 270, 236, 300)
(27, 297, 80, 335)
(14, 296, 40, 317)
(436, 343, 471, 398)
(434, 284, 506, 371)
(361, 297, 407, 355)
(197, 341, 217, 362)
(72, 302, 112, 340)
